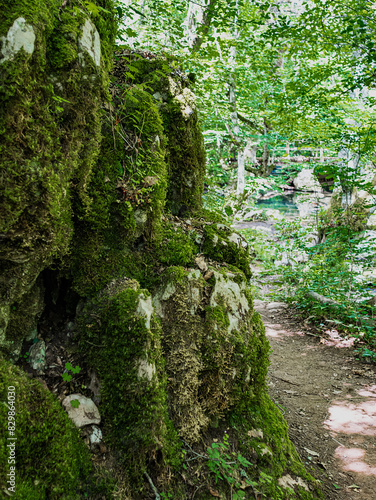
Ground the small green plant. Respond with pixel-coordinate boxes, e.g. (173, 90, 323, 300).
(206, 435, 256, 500)
(62, 362, 81, 383)
(160, 493, 174, 500)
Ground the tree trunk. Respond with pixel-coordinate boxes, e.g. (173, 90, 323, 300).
(185, 0, 215, 51)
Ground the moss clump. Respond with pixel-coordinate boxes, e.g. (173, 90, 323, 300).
(0, 357, 91, 498)
(230, 394, 323, 499)
(153, 267, 208, 443)
(81, 86, 167, 239)
(76, 278, 180, 483)
(193, 207, 227, 224)
(162, 107, 206, 215)
(202, 224, 252, 278)
(112, 51, 207, 215)
(154, 224, 199, 266)
(201, 272, 269, 421)
(0, 0, 116, 258)
(0, 0, 117, 353)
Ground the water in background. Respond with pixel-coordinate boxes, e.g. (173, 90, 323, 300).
(256, 194, 299, 217)
(256, 192, 332, 219)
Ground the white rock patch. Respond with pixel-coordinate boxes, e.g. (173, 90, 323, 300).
(78, 19, 101, 67)
(136, 294, 153, 329)
(89, 425, 102, 445)
(174, 88, 196, 120)
(153, 282, 176, 318)
(137, 358, 156, 381)
(210, 271, 250, 333)
(62, 394, 100, 428)
(278, 474, 309, 491)
(1, 18, 35, 64)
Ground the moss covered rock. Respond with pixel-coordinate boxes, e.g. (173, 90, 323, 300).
(0, 356, 91, 498)
(75, 277, 180, 481)
(111, 50, 207, 216)
(0, 0, 116, 355)
(202, 223, 252, 278)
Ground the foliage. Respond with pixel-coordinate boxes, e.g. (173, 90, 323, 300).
(62, 362, 81, 383)
(240, 207, 376, 361)
(206, 434, 256, 500)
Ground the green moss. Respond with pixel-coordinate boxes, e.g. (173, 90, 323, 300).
(202, 224, 252, 278)
(200, 276, 269, 424)
(154, 267, 209, 442)
(0, 0, 117, 351)
(82, 86, 168, 239)
(0, 356, 91, 498)
(163, 108, 206, 215)
(76, 279, 180, 483)
(154, 224, 198, 266)
(112, 52, 206, 215)
(230, 394, 323, 499)
(193, 207, 227, 224)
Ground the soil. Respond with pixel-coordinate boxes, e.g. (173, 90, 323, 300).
(253, 276, 376, 499)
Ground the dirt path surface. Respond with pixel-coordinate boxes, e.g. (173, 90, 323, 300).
(253, 300, 376, 499)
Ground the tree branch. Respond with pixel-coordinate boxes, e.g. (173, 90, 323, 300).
(237, 113, 263, 134)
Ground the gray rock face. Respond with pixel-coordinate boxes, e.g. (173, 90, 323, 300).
(89, 425, 102, 445)
(78, 19, 101, 67)
(209, 271, 250, 333)
(0, 17, 35, 64)
(293, 169, 323, 193)
(62, 394, 101, 428)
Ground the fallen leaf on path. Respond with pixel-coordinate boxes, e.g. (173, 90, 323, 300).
(348, 484, 361, 489)
(283, 390, 298, 395)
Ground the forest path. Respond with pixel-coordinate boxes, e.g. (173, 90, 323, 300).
(253, 299, 376, 499)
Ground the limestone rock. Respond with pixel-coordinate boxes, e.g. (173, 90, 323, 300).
(152, 266, 268, 443)
(293, 169, 323, 193)
(88, 425, 103, 445)
(210, 271, 250, 333)
(62, 394, 100, 428)
(0, 17, 35, 64)
(78, 19, 101, 67)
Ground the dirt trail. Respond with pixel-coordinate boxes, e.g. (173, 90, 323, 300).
(253, 300, 376, 499)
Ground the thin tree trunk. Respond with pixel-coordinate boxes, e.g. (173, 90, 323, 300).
(185, 0, 216, 51)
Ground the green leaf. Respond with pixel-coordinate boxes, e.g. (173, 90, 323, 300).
(70, 399, 80, 408)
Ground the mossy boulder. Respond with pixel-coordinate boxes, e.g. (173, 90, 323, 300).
(152, 266, 268, 443)
(111, 50, 207, 216)
(151, 266, 321, 499)
(202, 223, 252, 278)
(0, 0, 116, 356)
(75, 277, 180, 481)
(0, 356, 92, 498)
